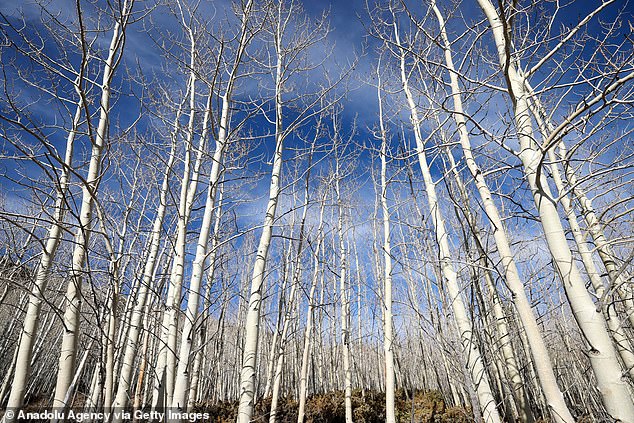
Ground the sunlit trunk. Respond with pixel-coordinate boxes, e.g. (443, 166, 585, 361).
(53, 2, 133, 411)
(394, 19, 502, 423)
(476, 0, 634, 419)
(376, 63, 396, 423)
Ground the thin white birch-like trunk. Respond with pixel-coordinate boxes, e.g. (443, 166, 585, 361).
(58, 338, 96, 414)
(133, 300, 153, 413)
(269, 158, 313, 423)
(235, 110, 284, 422)
(263, 251, 290, 399)
(110, 115, 178, 418)
(187, 187, 225, 410)
(476, 0, 634, 419)
(443, 144, 533, 422)
(154, 60, 198, 410)
(334, 142, 353, 423)
(352, 230, 365, 393)
(393, 20, 502, 423)
(0, 340, 20, 405)
(171, 173, 226, 409)
(186, 339, 203, 410)
(154, 1, 253, 406)
(297, 191, 327, 423)
(268, 278, 299, 423)
(3, 82, 83, 421)
(527, 88, 634, 326)
(428, 3, 572, 420)
(52, 1, 133, 409)
(376, 61, 396, 423)
(236, 5, 284, 418)
(563, 146, 633, 295)
(528, 99, 634, 377)
(162, 59, 217, 412)
(92, 199, 128, 414)
(103, 272, 118, 413)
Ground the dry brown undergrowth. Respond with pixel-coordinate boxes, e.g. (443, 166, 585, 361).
(194, 389, 472, 423)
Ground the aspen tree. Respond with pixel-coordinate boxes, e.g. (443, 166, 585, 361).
(527, 87, 634, 328)
(268, 208, 302, 422)
(529, 98, 634, 378)
(153, 0, 256, 407)
(375, 56, 396, 423)
(297, 186, 328, 423)
(3, 73, 85, 423)
(172, 166, 226, 410)
(269, 140, 317, 423)
(332, 117, 355, 423)
(476, 0, 634, 419)
(133, 294, 156, 413)
(0, 1, 95, 416)
(424, 2, 574, 420)
(236, 0, 288, 416)
(351, 228, 366, 394)
(236, 1, 338, 419)
(52, 0, 135, 411)
(263, 243, 292, 399)
(153, 19, 202, 407)
(110, 106, 182, 417)
(392, 17, 502, 423)
(441, 144, 532, 421)
(91, 188, 135, 413)
(186, 184, 224, 410)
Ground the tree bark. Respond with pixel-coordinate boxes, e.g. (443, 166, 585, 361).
(476, 0, 634, 419)
(53, 1, 133, 411)
(394, 19, 502, 423)
(376, 61, 396, 423)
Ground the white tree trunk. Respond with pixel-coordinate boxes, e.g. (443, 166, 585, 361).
(268, 282, 298, 423)
(297, 192, 326, 423)
(529, 99, 634, 377)
(334, 142, 354, 423)
(53, 2, 132, 409)
(154, 68, 198, 410)
(527, 88, 634, 327)
(476, 0, 634, 419)
(133, 301, 153, 413)
(443, 144, 533, 422)
(92, 200, 127, 414)
(236, 12, 284, 420)
(394, 20, 502, 423)
(429, 3, 572, 421)
(171, 173, 226, 409)
(269, 159, 314, 423)
(235, 116, 284, 423)
(376, 64, 396, 423)
(3, 83, 83, 421)
(110, 112, 178, 419)
(263, 253, 290, 399)
(154, 1, 253, 407)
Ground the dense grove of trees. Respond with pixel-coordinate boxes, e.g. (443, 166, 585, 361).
(0, 0, 633, 422)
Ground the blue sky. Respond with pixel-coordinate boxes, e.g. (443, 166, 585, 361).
(0, 0, 632, 325)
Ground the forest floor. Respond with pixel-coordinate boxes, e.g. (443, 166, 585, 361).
(6, 389, 472, 422)
(194, 389, 473, 423)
